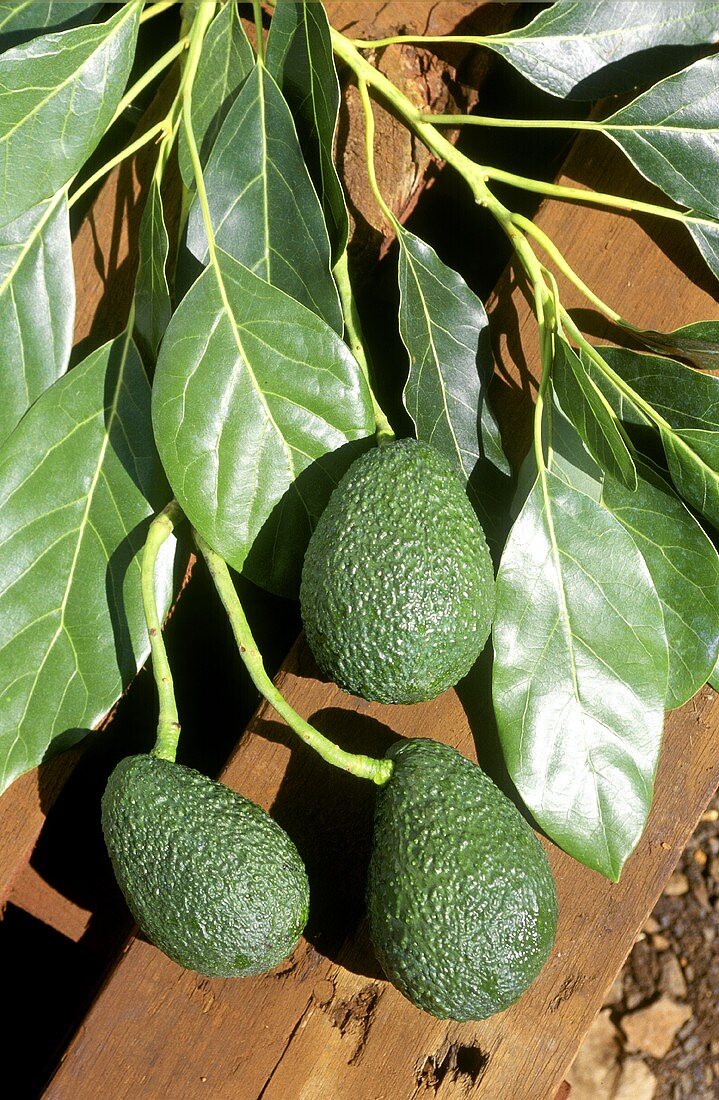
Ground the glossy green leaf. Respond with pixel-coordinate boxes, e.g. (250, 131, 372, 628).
(634, 319, 719, 370)
(134, 177, 170, 363)
(397, 228, 510, 538)
(493, 469, 668, 880)
(0, 190, 74, 445)
(603, 462, 719, 709)
(265, 0, 348, 261)
(688, 217, 719, 285)
(0, 331, 174, 793)
(0, 1, 100, 52)
(152, 248, 374, 597)
(187, 62, 342, 333)
(0, 2, 140, 228)
(708, 655, 719, 691)
(593, 347, 719, 528)
(547, 389, 604, 501)
(552, 338, 636, 489)
(485, 1, 719, 100)
(602, 56, 719, 217)
(177, 1, 254, 189)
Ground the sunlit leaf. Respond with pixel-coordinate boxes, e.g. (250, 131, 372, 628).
(601, 55, 719, 218)
(0, 1, 141, 227)
(0, 330, 174, 792)
(266, 0, 348, 261)
(177, 0, 254, 189)
(493, 469, 668, 879)
(152, 248, 374, 597)
(0, 190, 74, 445)
(186, 62, 342, 333)
(0, 1, 100, 52)
(484, 0, 719, 100)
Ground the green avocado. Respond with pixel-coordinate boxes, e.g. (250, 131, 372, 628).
(300, 438, 495, 704)
(101, 754, 309, 978)
(367, 739, 558, 1021)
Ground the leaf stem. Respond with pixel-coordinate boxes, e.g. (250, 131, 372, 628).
(111, 34, 189, 126)
(350, 33, 495, 50)
(421, 113, 602, 132)
(143, 501, 183, 762)
(195, 534, 394, 786)
(140, 0, 177, 23)
(181, 3, 220, 268)
(252, 0, 265, 63)
(68, 119, 168, 210)
(333, 249, 394, 444)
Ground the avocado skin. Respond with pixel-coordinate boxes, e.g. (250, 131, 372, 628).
(102, 755, 309, 978)
(300, 439, 495, 704)
(367, 739, 558, 1021)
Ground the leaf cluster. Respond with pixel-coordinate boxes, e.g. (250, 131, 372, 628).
(1, 0, 719, 885)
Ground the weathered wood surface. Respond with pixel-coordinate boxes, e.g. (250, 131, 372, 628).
(46, 130, 719, 1098)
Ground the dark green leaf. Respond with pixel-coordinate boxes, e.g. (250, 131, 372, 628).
(0, 330, 174, 793)
(634, 319, 719, 370)
(708, 655, 719, 691)
(187, 63, 342, 333)
(597, 345, 719, 429)
(548, 388, 604, 501)
(485, 1, 719, 100)
(134, 177, 171, 363)
(0, 2, 140, 228)
(603, 461, 719, 709)
(397, 227, 510, 538)
(177, 1, 254, 189)
(0, 1, 100, 52)
(602, 56, 719, 217)
(661, 426, 719, 529)
(152, 248, 374, 597)
(688, 217, 719, 284)
(552, 338, 636, 489)
(265, 0, 348, 262)
(493, 469, 668, 880)
(590, 347, 719, 529)
(0, 191, 74, 445)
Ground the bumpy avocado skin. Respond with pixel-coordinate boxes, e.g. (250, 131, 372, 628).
(299, 439, 495, 704)
(101, 755, 309, 978)
(367, 739, 558, 1021)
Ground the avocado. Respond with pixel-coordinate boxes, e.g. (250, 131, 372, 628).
(300, 439, 495, 704)
(367, 739, 558, 1020)
(102, 754, 309, 978)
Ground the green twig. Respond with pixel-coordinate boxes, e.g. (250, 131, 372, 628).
(142, 501, 184, 762)
(68, 119, 167, 209)
(252, 0, 265, 63)
(111, 34, 189, 125)
(421, 113, 602, 132)
(333, 250, 394, 444)
(140, 0, 177, 23)
(195, 534, 394, 786)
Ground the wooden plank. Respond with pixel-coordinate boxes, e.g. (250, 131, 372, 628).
(45, 125, 719, 1098)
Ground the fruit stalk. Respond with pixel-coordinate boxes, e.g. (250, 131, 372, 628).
(141, 500, 183, 762)
(194, 533, 394, 786)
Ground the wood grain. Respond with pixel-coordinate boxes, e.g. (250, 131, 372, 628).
(45, 118, 719, 1098)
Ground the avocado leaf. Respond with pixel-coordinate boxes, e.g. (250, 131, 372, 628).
(601, 55, 719, 218)
(177, 1, 255, 189)
(483, 0, 719, 100)
(186, 62, 342, 333)
(265, 0, 348, 263)
(493, 468, 668, 880)
(631, 319, 719, 371)
(0, 191, 74, 446)
(0, 2, 140, 228)
(603, 461, 719, 710)
(152, 248, 374, 597)
(0, 329, 175, 794)
(0, 1, 101, 52)
(134, 177, 171, 364)
(552, 338, 636, 489)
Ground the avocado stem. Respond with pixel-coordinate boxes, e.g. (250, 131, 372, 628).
(142, 501, 184, 762)
(333, 249, 394, 445)
(194, 533, 394, 786)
